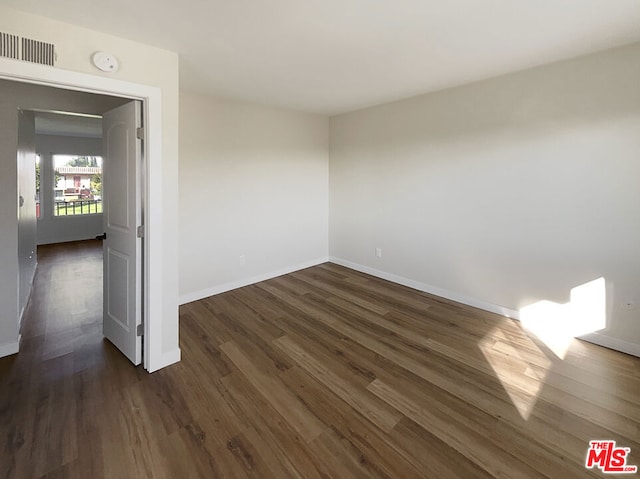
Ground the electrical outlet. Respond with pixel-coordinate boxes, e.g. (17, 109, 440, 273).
(239, 255, 245, 266)
(375, 247, 382, 258)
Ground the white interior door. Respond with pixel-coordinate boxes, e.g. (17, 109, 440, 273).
(102, 101, 142, 365)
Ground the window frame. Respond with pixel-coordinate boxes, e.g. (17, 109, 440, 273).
(50, 153, 104, 219)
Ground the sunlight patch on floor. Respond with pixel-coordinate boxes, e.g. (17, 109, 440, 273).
(480, 328, 552, 420)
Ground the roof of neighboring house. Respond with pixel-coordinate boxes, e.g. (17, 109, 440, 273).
(55, 166, 101, 175)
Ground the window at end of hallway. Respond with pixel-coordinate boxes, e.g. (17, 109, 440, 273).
(52, 155, 103, 216)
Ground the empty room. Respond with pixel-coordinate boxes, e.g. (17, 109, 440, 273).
(1, 1, 639, 478)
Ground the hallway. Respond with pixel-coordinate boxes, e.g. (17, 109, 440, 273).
(18, 240, 108, 368)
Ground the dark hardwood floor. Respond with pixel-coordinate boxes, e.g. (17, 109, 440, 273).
(1, 240, 639, 478)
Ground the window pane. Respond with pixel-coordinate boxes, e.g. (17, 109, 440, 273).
(53, 155, 103, 216)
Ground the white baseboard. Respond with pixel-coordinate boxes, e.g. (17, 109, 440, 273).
(178, 254, 640, 360)
(179, 256, 330, 305)
(149, 348, 181, 373)
(329, 257, 520, 319)
(579, 332, 640, 358)
(19, 260, 37, 328)
(0, 335, 21, 358)
(18, 306, 26, 328)
(330, 257, 640, 359)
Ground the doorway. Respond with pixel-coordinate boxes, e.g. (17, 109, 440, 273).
(0, 62, 169, 370)
(17, 92, 145, 365)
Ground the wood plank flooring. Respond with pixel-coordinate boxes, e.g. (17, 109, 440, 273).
(1, 240, 639, 478)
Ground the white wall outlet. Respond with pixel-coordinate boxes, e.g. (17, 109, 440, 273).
(375, 247, 382, 258)
(239, 255, 245, 266)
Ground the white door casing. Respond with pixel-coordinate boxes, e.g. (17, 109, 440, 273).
(102, 100, 142, 365)
(0, 57, 179, 372)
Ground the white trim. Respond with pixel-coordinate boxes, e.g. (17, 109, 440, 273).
(0, 57, 164, 372)
(579, 332, 640, 358)
(0, 335, 21, 358)
(330, 257, 640, 358)
(18, 261, 37, 327)
(329, 256, 521, 319)
(0, 57, 156, 101)
(148, 348, 181, 373)
(140, 92, 164, 373)
(179, 256, 330, 305)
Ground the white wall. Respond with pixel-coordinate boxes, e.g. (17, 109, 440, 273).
(330, 43, 640, 353)
(36, 134, 104, 245)
(17, 110, 37, 325)
(179, 92, 329, 303)
(0, 6, 180, 368)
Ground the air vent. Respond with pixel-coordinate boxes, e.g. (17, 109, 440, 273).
(0, 32, 56, 66)
(22, 37, 55, 66)
(0, 32, 20, 60)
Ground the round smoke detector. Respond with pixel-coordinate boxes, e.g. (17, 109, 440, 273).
(92, 51, 119, 73)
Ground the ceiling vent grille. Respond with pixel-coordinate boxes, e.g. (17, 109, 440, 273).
(0, 32, 20, 60)
(0, 32, 56, 66)
(22, 37, 55, 66)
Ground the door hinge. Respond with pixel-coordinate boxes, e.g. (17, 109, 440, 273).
(136, 225, 145, 238)
(137, 323, 144, 336)
(136, 127, 144, 140)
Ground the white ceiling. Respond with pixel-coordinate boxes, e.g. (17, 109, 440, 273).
(5, 0, 640, 115)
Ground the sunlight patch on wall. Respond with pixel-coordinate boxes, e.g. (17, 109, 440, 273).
(520, 278, 606, 359)
(480, 328, 551, 420)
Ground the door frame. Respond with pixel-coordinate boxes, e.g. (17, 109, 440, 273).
(0, 58, 163, 371)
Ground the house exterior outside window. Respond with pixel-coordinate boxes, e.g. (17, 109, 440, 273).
(52, 155, 103, 216)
